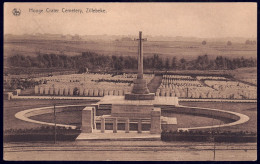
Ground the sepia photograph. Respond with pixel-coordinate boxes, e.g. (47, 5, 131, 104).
(3, 2, 257, 161)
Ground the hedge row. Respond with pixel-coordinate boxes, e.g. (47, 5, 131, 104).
(4, 126, 81, 142)
(161, 130, 257, 143)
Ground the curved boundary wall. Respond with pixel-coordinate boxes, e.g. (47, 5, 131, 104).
(15, 104, 250, 132)
(173, 105, 249, 131)
(15, 104, 91, 129)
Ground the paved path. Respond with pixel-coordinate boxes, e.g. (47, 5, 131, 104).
(147, 75, 163, 93)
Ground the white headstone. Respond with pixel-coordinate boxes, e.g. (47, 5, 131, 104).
(39, 87, 43, 95)
(94, 89, 99, 96)
(35, 86, 39, 94)
(89, 89, 94, 96)
(49, 88, 54, 95)
(99, 90, 104, 96)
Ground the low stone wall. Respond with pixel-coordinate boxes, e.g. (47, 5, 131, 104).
(173, 105, 249, 131)
(15, 105, 90, 129)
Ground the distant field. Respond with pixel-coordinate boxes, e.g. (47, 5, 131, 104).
(4, 39, 257, 60)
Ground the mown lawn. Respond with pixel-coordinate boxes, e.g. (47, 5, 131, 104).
(179, 101, 257, 133)
(4, 99, 256, 133)
(3, 99, 97, 130)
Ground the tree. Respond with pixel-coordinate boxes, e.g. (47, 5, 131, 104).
(171, 57, 177, 69)
(165, 58, 170, 70)
(227, 41, 232, 46)
(179, 58, 187, 70)
(202, 40, 207, 45)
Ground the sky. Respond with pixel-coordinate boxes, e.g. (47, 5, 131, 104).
(4, 3, 257, 38)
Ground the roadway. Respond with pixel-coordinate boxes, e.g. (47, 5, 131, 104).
(4, 141, 257, 161)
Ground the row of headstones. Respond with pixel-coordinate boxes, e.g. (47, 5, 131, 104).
(34, 86, 129, 96)
(155, 90, 247, 99)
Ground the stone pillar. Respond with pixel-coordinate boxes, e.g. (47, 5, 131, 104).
(138, 119, 142, 133)
(125, 118, 130, 133)
(92, 107, 96, 129)
(101, 116, 105, 133)
(35, 86, 39, 95)
(113, 118, 117, 133)
(81, 107, 93, 133)
(150, 108, 161, 134)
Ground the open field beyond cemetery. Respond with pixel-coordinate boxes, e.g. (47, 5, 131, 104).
(4, 39, 257, 59)
(4, 99, 257, 133)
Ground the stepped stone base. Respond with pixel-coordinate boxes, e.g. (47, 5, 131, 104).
(131, 79, 150, 94)
(125, 93, 155, 100)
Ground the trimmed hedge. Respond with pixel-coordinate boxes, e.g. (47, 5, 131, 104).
(161, 130, 257, 143)
(4, 126, 81, 142)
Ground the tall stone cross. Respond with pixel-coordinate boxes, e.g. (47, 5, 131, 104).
(135, 31, 147, 79)
(125, 31, 154, 99)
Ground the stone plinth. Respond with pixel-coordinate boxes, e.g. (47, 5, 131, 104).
(150, 108, 162, 134)
(131, 79, 150, 95)
(81, 107, 94, 133)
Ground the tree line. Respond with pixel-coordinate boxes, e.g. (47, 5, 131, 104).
(7, 52, 257, 72)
